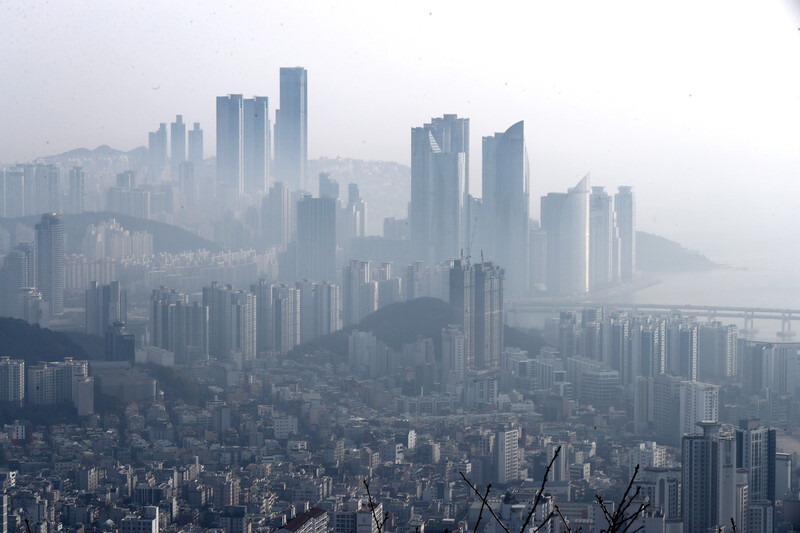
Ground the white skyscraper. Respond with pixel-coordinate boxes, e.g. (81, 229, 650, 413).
(0, 357, 25, 406)
(541, 175, 590, 295)
(589, 186, 618, 290)
(679, 380, 719, 441)
(495, 428, 520, 484)
(409, 115, 468, 265)
(482, 121, 529, 292)
(614, 186, 636, 282)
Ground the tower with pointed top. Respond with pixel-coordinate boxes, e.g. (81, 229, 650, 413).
(541, 175, 590, 295)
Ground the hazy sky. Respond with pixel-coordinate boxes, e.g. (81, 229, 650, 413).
(2, 1, 800, 267)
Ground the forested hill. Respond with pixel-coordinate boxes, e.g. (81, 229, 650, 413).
(0, 212, 220, 254)
(636, 231, 719, 272)
(289, 297, 546, 358)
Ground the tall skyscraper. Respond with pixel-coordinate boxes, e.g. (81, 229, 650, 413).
(188, 122, 204, 179)
(482, 121, 529, 292)
(35, 213, 64, 316)
(85, 281, 127, 336)
(150, 287, 209, 363)
(3, 168, 24, 217)
(170, 115, 186, 179)
(342, 259, 376, 326)
(243, 96, 270, 195)
(0, 357, 25, 406)
(449, 259, 474, 369)
(217, 94, 245, 197)
(589, 186, 617, 290)
(614, 186, 636, 282)
(348, 183, 367, 238)
(540, 175, 590, 295)
(68, 167, 85, 214)
(272, 284, 300, 354)
(203, 282, 256, 365)
(682, 422, 738, 532)
(105, 322, 135, 363)
(296, 195, 337, 281)
(409, 115, 468, 264)
(275, 67, 308, 191)
(148, 123, 168, 181)
(34, 164, 60, 214)
(473, 262, 504, 370)
(736, 419, 776, 503)
(0, 242, 35, 318)
(495, 428, 521, 484)
(319, 172, 339, 199)
(262, 181, 293, 249)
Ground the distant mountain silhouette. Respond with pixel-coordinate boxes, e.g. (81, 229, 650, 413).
(289, 296, 546, 358)
(636, 231, 718, 272)
(0, 212, 220, 254)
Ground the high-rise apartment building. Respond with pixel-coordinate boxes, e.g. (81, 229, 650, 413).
(275, 67, 308, 191)
(203, 282, 257, 365)
(35, 213, 64, 316)
(589, 186, 618, 290)
(342, 260, 376, 327)
(272, 284, 300, 354)
(150, 287, 209, 363)
(736, 419, 776, 503)
(296, 195, 337, 281)
(170, 115, 186, 179)
(495, 428, 520, 484)
(441, 325, 466, 387)
(243, 96, 270, 195)
(698, 321, 738, 381)
(296, 280, 342, 344)
(482, 121, 529, 292)
(540, 175, 590, 295)
(217, 94, 245, 197)
(188, 122, 204, 181)
(85, 281, 127, 336)
(0, 357, 25, 406)
(34, 164, 60, 214)
(25, 357, 88, 406)
(473, 262, 504, 370)
(148, 123, 168, 181)
(68, 166, 85, 214)
(0, 242, 35, 318)
(409, 115, 468, 264)
(682, 422, 738, 532)
(264, 181, 294, 249)
(614, 186, 636, 282)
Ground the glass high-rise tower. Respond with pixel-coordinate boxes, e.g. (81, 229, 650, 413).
(275, 67, 308, 192)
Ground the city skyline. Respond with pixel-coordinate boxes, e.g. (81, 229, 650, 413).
(2, 2, 800, 265)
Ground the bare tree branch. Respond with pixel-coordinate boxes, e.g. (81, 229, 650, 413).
(460, 471, 511, 533)
(520, 446, 561, 533)
(473, 483, 492, 533)
(363, 478, 388, 533)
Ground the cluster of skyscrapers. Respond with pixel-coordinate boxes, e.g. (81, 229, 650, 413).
(216, 67, 307, 203)
(409, 115, 635, 296)
(0, 213, 64, 321)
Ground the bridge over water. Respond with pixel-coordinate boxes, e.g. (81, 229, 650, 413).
(506, 301, 800, 339)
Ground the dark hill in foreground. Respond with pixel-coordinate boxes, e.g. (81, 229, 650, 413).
(636, 231, 719, 272)
(0, 212, 220, 254)
(0, 317, 104, 362)
(290, 297, 546, 358)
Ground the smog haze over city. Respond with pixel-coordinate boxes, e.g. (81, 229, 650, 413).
(2, 2, 800, 533)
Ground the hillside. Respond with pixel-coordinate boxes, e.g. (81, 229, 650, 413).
(0, 317, 103, 362)
(0, 212, 220, 254)
(290, 297, 546, 358)
(636, 231, 718, 272)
